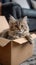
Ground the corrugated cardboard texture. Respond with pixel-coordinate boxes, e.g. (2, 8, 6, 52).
(0, 16, 9, 33)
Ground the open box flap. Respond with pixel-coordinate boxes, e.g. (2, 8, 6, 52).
(31, 34, 36, 39)
(12, 34, 36, 44)
(0, 16, 9, 33)
(12, 38, 27, 44)
(0, 34, 36, 47)
(0, 37, 10, 47)
(0, 37, 27, 47)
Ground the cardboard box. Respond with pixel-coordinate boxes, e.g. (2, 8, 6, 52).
(0, 16, 35, 65)
(0, 16, 9, 33)
(0, 34, 36, 65)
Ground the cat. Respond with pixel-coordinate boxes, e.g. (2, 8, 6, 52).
(8, 15, 34, 44)
(9, 15, 29, 38)
(0, 15, 34, 44)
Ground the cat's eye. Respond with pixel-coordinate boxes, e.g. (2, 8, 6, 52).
(21, 25, 23, 27)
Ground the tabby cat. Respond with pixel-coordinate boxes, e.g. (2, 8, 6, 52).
(0, 15, 34, 44)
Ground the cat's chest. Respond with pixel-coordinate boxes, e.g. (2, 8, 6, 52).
(8, 30, 24, 38)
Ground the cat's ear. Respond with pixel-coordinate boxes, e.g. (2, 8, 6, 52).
(24, 16, 27, 20)
(9, 15, 16, 23)
(22, 16, 28, 23)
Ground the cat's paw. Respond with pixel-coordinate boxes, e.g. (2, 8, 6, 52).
(29, 39, 34, 44)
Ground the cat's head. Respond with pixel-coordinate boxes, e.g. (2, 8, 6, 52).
(9, 15, 28, 33)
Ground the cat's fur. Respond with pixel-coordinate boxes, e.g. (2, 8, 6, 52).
(0, 15, 34, 44)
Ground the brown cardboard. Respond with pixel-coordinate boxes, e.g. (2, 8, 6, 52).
(0, 41, 11, 65)
(12, 42, 33, 65)
(0, 16, 9, 33)
(0, 37, 10, 47)
(0, 34, 36, 65)
(13, 38, 27, 44)
(0, 38, 33, 65)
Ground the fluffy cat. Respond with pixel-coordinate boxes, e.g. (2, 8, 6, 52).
(9, 15, 34, 44)
(0, 15, 34, 44)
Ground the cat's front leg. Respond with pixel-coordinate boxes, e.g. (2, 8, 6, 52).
(25, 33, 34, 44)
